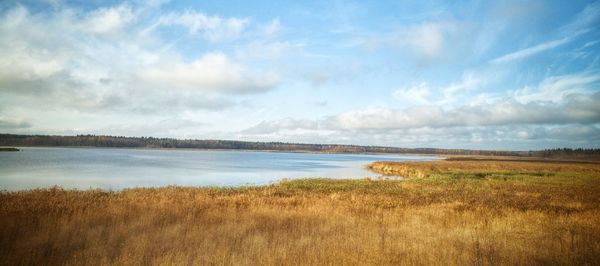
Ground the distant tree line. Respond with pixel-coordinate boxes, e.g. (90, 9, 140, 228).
(1, 134, 598, 157)
(526, 148, 600, 159)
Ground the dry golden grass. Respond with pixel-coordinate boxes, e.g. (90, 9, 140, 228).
(1, 160, 599, 265)
(368, 159, 600, 177)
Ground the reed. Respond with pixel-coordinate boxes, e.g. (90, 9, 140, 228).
(1, 160, 599, 265)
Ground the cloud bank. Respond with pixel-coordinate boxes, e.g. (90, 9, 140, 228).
(240, 73, 600, 149)
(0, 4, 278, 114)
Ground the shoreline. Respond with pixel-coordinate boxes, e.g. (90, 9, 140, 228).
(10, 145, 447, 157)
(11, 146, 600, 164)
(10, 146, 600, 163)
(2, 158, 598, 192)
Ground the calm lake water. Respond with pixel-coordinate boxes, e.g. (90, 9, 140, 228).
(0, 147, 438, 190)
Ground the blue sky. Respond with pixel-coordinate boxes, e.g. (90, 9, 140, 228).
(0, 0, 599, 150)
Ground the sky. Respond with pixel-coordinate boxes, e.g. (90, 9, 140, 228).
(0, 0, 599, 150)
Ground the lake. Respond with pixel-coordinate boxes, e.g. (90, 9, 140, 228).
(0, 147, 438, 190)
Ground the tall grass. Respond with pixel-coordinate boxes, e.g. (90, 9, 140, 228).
(1, 160, 599, 265)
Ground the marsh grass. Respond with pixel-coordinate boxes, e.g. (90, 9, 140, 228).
(1, 160, 599, 265)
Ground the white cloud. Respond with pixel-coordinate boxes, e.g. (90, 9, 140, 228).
(261, 19, 281, 37)
(91, 118, 207, 137)
(329, 92, 599, 130)
(240, 72, 600, 149)
(393, 82, 430, 104)
(235, 41, 302, 61)
(0, 4, 278, 115)
(234, 123, 600, 150)
(349, 20, 470, 64)
(242, 118, 322, 134)
(1, 1, 598, 150)
(514, 72, 600, 103)
(0, 5, 69, 90)
(136, 52, 278, 93)
(363, 20, 476, 65)
(407, 23, 446, 60)
(491, 2, 600, 65)
(0, 117, 31, 130)
(83, 4, 134, 34)
(156, 10, 248, 42)
(560, 1, 600, 35)
(490, 37, 570, 64)
(393, 72, 481, 106)
(441, 72, 480, 99)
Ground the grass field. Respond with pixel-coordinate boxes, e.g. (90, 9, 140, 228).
(1, 159, 599, 265)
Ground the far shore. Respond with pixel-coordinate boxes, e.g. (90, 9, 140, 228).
(8, 145, 447, 157)
(10, 145, 600, 163)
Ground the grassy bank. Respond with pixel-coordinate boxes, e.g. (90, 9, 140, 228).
(1, 160, 599, 265)
(367, 157, 600, 177)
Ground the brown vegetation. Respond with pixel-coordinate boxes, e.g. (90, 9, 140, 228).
(1, 160, 599, 265)
(368, 158, 600, 177)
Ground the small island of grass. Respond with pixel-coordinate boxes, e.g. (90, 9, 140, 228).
(0, 147, 19, 152)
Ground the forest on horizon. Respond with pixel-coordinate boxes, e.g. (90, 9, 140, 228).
(2, 134, 599, 159)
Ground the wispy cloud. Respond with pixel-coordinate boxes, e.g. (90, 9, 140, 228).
(393, 72, 481, 106)
(560, 0, 600, 34)
(82, 4, 135, 34)
(393, 82, 430, 104)
(491, 1, 600, 65)
(490, 37, 570, 64)
(152, 10, 249, 42)
(514, 72, 600, 103)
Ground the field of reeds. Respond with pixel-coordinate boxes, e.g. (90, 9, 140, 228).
(1, 159, 599, 265)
